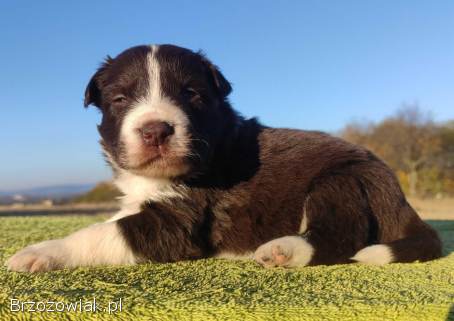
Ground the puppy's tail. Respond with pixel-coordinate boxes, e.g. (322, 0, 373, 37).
(351, 208, 442, 265)
(351, 232, 441, 265)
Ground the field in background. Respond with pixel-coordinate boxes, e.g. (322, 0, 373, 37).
(408, 198, 454, 220)
(0, 198, 452, 220)
(0, 203, 118, 216)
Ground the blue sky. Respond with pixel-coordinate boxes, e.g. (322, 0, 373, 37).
(1, 1, 453, 190)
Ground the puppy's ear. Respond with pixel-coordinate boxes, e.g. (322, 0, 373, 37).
(208, 63, 232, 98)
(199, 52, 232, 98)
(83, 75, 100, 108)
(84, 56, 113, 108)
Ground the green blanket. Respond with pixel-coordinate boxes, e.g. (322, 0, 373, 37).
(0, 216, 453, 321)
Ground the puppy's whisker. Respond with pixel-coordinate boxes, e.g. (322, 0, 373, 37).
(188, 138, 210, 149)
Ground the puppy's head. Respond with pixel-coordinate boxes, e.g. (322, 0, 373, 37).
(84, 45, 236, 179)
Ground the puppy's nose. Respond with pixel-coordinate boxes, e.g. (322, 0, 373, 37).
(140, 121, 174, 146)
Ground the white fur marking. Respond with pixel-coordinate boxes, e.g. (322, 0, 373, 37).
(119, 45, 190, 171)
(6, 222, 136, 272)
(299, 214, 308, 234)
(299, 196, 310, 234)
(351, 244, 394, 265)
(107, 169, 184, 222)
(101, 147, 185, 222)
(254, 236, 314, 268)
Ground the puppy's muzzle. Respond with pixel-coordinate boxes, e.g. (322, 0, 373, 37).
(140, 121, 174, 147)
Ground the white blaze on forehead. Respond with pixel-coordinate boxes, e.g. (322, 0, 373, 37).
(120, 45, 190, 168)
(148, 44, 162, 101)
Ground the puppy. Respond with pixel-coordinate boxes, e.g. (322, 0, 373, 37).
(7, 44, 442, 272)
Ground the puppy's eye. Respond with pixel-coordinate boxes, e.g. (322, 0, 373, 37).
(112, 95, 127, 104)
(181, 87, 200, 100)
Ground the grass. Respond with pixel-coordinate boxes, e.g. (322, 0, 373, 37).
(0, 215, 453, 321)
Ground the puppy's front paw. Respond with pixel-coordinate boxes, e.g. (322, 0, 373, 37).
(253, 236, 314, 268)
(6, 240, 65, 272)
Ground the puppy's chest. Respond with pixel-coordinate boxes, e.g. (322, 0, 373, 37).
(113, 174, 290, 250)
(110, 174, 189, 221)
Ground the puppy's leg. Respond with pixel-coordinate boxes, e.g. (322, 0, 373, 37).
(115, 202, 205, 263)
(7, 200, 204, 272)
(254, 174, 373, 268)
(6, 221, 137, 272)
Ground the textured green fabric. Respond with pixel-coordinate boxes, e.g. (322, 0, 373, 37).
(0, 216, 453, 321)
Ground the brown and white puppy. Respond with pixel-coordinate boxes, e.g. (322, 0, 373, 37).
(7, 44, 442, 272)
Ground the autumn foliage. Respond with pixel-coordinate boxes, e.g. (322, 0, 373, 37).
(341, 105, 454, 198)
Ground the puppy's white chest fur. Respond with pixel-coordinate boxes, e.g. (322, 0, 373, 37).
(108, 171, 185, 222)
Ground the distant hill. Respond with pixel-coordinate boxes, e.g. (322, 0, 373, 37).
(0, 184, 96, 204)
(72, 182, 121, 203)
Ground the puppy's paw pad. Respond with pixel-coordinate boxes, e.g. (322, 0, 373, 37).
(271, 245, 291, 265)
(254, 240, 294, 268)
